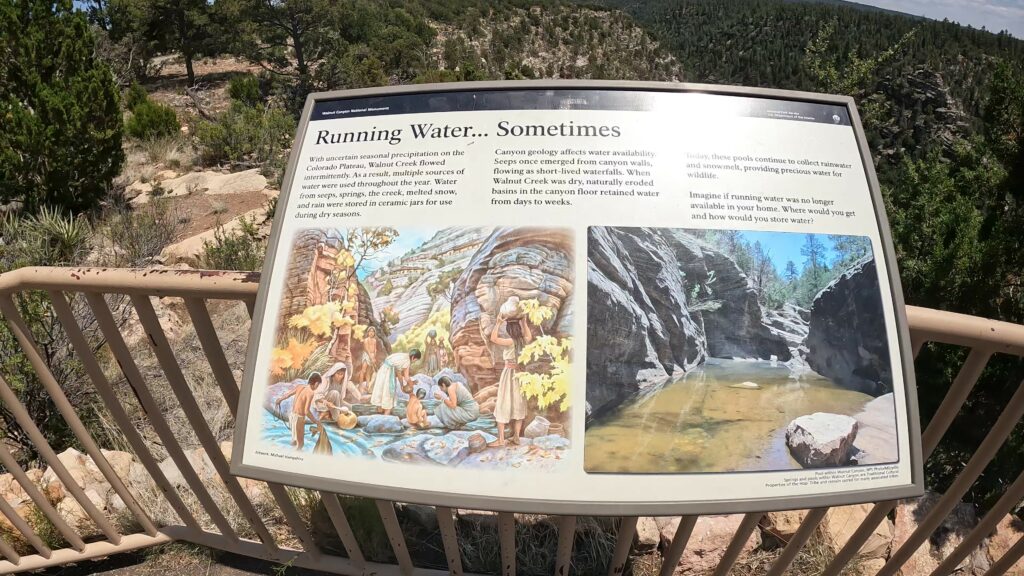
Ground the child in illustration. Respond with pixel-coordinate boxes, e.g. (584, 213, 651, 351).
(489, 297, 533, 447)
(423, 330, 443, 375)
(355, 326, 381, 395)
(406, 389, 430, 429)
(274, 372, 323, 450)
(434, 375, 480, 430)
(370, 349, 422, 416)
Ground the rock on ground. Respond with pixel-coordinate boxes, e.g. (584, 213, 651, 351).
(786, 413, 859, 468)
(162, 207, 266, 262)
(131, 168, 268, 206)
(805, 257, 893, 396)
(985, 514, 1024, 574)
(760, 510, 807, 546)
(893, 491, 990, 575)
(635, 516, 661, 551)
(821, 503, 895, 560)
(658, 514, 761, 574)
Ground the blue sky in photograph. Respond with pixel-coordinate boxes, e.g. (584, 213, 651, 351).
(356, 227, 436, 279)
(856, 0, 1024, 38)
(737, 230, 847, 274)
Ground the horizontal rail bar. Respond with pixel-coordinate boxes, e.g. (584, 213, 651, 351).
(0, 268, 259, 299)
(906, 306, 1024, 354)
(0, 532, 172, 574)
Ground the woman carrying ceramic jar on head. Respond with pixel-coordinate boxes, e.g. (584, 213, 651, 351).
(488, 296, 533, 447)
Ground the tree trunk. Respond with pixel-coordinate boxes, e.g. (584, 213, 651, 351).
(184, 49, 196, 87)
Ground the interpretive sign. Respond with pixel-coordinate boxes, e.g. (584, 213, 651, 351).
(231, 81, 923, 514)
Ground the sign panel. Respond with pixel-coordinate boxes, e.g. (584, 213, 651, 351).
(231, 81, 923, 514)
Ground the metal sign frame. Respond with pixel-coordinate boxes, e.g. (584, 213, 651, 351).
(230, 80, 924, 515)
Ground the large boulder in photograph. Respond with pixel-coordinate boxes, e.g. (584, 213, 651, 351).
(785, 412, 859, 467)
(586, 227, 706, 420)
(805, 257, 893, 396)
(449, 227, 574, 391)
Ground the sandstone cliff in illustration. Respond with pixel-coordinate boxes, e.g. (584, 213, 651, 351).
(449, 227, 574, 391)
(366, 227, 493, 341)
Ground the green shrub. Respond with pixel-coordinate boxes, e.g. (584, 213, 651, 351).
(0, 208, 96, 464)
(194, 102, 295, 172)
(126, 99, 180, 141)
(124, 82, 149, 110)
(227, 73, 262, 107)
(199, 216, 266, 270)
(100, 201, 183, 266)
(264, 195, 278, 219)
(0, 0, 124, 213)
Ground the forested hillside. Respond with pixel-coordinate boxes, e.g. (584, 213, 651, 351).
(603, 0, 1024, 510)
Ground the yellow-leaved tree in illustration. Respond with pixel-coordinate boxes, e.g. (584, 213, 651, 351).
(270, 227, 398, 380)
(515, 299, 572, 413)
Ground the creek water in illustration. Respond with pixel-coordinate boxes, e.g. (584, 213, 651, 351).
(261, 399, 500, 458)
(584, 359, 874, 473)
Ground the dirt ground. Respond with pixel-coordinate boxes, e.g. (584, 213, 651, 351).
(165, 188, 272, 242)
(35, 544, 333, 576)
(146, 55, 262, 119)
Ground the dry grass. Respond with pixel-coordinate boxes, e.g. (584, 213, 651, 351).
(140, 135, 195, 170)
(723, 531, 864, 576)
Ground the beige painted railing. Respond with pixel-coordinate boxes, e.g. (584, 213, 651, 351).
(0, 266, 1020, 575)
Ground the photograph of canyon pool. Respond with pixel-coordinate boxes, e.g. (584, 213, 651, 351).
(262, 226, 574, 471)
(584, 226, 899, 473)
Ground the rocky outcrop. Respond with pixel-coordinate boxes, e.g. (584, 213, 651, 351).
(805, 257, 893, 396)
(986, 514, 1024, 574)
(449, 227, 574, 391)
(821, 503, 895, 561)
(785, 413, 859, 468)
(851, 393, 898, 465)
(764, 303, 810, 349)
(367, 227, 493, 341)
(893, 491, 990, 575)
(669, 230, 791, 362)
(586, 227, 705, 419)
(657, 515, 761, 574)
(585, 227, 791, 420)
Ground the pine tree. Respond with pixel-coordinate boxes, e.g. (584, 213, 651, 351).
(147, 0, 218, 86)
(0, 0, 124, 213)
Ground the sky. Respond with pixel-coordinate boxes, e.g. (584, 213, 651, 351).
(355, 227, 436, 279)
(855, 0, 1024, 38)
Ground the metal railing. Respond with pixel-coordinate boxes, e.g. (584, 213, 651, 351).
(0, 266, 1019, 575)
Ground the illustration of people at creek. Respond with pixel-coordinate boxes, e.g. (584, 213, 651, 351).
(585, 227, 900, 474)
(261, 226, 575, 471)
(370, 349, 421, 416)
